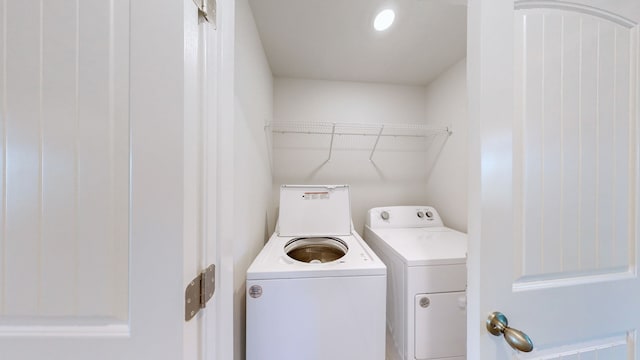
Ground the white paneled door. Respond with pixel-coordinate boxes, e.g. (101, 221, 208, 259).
(469, 0, 640, 359)
(0, 0, 219, 359)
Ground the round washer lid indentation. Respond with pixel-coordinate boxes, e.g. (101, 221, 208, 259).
(284, 237, 348, 263)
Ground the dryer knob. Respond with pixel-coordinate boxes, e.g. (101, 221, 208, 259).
(419, 297, 430, 308)
(417, 211, 424, 218)
(425, 211, 433, 218)
(380, 211, 390, 220)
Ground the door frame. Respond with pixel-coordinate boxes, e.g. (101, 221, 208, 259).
(206, 0, 235, 359)
(466, 0, 515, 358)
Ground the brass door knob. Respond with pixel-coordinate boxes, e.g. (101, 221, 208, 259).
(486, 312, 534, 352)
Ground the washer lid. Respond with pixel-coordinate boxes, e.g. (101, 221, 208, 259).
(277, 185, 351, 236)
(370, 227, 467, 266)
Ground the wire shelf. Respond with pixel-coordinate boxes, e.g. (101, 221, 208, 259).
(266, 121, 451, 161)
(268, 121, 449, 137)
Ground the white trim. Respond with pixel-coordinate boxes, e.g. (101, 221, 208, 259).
(211, 0, 235, 359)
(0, 324, 130, 338)
(202, 5, 218, 360)
(515, 0, 637, 28)
(515, 332, 631, 359)
(465, 0, 483, 358)
(513, 268, 635, 291)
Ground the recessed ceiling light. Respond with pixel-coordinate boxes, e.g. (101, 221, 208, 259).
(374, 9, 395, 31)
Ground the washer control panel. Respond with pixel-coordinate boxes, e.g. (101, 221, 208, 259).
(367, 206, 444, 228)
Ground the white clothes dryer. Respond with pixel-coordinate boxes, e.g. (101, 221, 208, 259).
(246, 185, 386, 360)
(364, 206, 467, 360)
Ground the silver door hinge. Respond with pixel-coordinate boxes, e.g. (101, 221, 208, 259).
(185, 264, 215, 321)
(192, 0, 216, 25)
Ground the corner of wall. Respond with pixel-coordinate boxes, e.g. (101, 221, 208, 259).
(424, 57, 468, 233)
(233, 1, 274, 359)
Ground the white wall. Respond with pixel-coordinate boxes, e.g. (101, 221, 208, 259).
(272, 78, 440, 234)
(233, 0, 273, 359)
(423, 59, 468, 232)
(272, 68, 467, 234)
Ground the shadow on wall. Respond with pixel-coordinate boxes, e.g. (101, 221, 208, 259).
(271, 130, 451, 183)
(264, 212, 271, 245)
(269, 130, 452, 234)
(369, 132, 449, 182)
(424, 131, 451, 181)
(235, 284, 247, 360)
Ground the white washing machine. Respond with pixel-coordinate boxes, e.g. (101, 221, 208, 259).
(364, 206, 467, 360)
(246, 185, 386, 360)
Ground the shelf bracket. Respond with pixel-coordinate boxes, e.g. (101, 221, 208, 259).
(369, 125, 385, 161)
(327, 123, 336, 162)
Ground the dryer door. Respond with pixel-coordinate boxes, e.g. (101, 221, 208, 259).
(414, 292, 466, 360)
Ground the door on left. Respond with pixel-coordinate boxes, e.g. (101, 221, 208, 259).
(0, 1, 211, 359)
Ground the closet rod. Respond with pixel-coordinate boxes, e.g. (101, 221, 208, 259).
(271, 130, 445, 138)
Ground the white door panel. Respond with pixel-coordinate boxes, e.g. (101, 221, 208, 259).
(0, 0, 218, 358)
(470, 0, 640, 358)
(1, 0, 129, 324)
(514, 5, 635, 284)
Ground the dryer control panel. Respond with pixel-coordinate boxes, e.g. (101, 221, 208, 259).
(366, 206, 444, 229)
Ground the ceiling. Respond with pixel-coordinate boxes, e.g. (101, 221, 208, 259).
(248, 0, 467, 86)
